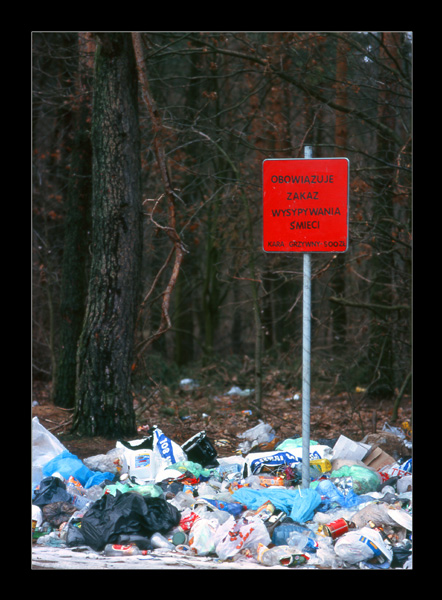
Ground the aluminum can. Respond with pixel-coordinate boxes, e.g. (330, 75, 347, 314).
(323, 518, 349, 539)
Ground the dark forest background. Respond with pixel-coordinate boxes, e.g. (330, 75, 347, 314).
(32, 32, 412, 438)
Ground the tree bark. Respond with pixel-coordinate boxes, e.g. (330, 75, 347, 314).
(330, 35, 349, 351)
(72, 33, 142, 438)
(368, 33, 401, 399)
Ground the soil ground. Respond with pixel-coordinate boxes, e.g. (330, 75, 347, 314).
(32, 380, 412, 461)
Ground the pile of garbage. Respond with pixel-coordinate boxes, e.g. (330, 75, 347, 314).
(32, 417, 412, 569)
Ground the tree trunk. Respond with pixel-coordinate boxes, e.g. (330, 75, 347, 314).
(368, 33, 400, 399)
(72, 33, 142, 438)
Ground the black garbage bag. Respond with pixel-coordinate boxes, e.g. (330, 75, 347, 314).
(66, 518, 86, 547)
(181, 431, 219, 468)
(33, 476, 73, 507)
(80, 490, 181, 551)
(391, 540, 412, 568)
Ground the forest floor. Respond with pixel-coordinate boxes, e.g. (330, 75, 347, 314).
(32, 372, 412, 461)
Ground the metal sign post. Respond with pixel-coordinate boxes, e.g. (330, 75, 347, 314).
(262, 147, 349, 489)
(301, 145, 312, 489)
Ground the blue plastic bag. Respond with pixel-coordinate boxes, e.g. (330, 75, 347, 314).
(289, 488, 322, 522)
(42, 450, 115, 488)
(315, 479, 371, 511)
(232, 487, 321, 523)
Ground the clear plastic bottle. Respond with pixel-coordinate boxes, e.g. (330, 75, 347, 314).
(150, 532, 176, 550)
(272, 522, 318, 551)
(66, 481, 92, 509)
(104, 544, 147, 556)
(287, 529, 318, 552)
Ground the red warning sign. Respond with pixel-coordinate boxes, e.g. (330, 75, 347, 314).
(263, 158, 349, 253)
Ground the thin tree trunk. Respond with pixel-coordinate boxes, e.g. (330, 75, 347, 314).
(368, 33, 401, 399)
(330, 35, 349, 352)
(53, 105, 92, 407)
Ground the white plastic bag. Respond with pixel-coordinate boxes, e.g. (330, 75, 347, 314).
(32, 417, 68, 489)
(115, 427, 186, 481)
(152, 426, 187, 472)
(244, 443, 332, 476)
(334, 526, 392, 564)
(237, 421, 275, 453)
(188, 518, 219, 556)
(214, 515, 271, 561)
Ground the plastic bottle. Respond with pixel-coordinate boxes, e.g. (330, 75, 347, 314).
(272, 522, 316, 547)
(150, 532, 176, 550)
(85, 484, 104, 502)
(257, 543, 308, 567)
(104, 544, 147, 556)
(66, 478, 92, 509)
(287, 529, 318, 552)
(70, 492, 92, 510)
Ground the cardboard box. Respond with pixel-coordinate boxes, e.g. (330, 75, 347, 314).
(332, 435, 371, 462)
(362, 446, 395, 471)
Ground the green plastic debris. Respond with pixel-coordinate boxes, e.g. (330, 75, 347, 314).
(330, 465, 381, 495)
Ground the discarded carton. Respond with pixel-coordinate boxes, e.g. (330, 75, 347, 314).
(331, 435, 371, 462)
(362, 446, 395, 472)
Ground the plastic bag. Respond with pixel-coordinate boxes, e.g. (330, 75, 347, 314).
(116, 426, 187, 482)
(42, 450, 115, 489)
(80, 491, 181, 551)
(237, 421, 276, 453)
(83, 447, 126, 475)
(309, 537, 345, 569)
(334, 526, 393, 565)
(32, 417, 68, 489)
(181, 431, 218, 468)
(166, 460, 212, 480)
(378, 461, 412, 483)
(289, 489, 322, 523)
(232, 487, 321, 523)
(41, 501, 77, 527)
(245, 450, 301, 475)
(32, 504, 43, 529)
(32, 476, 73, 507)
(66, 517, 86, 547)
(244, 445, 332, 477)
(352, 502, 400, 529)
(152, 426, 187, 471)
(214, 515, 271, 561)
(315, 479, 371, 511)
(276, 437, 318, 450)
(188, 517, 219, 556)
(104, 481, 163, 498)
(330, 464, 381, 494)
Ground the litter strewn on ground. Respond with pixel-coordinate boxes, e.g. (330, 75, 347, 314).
(32, 416, 412, 569)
